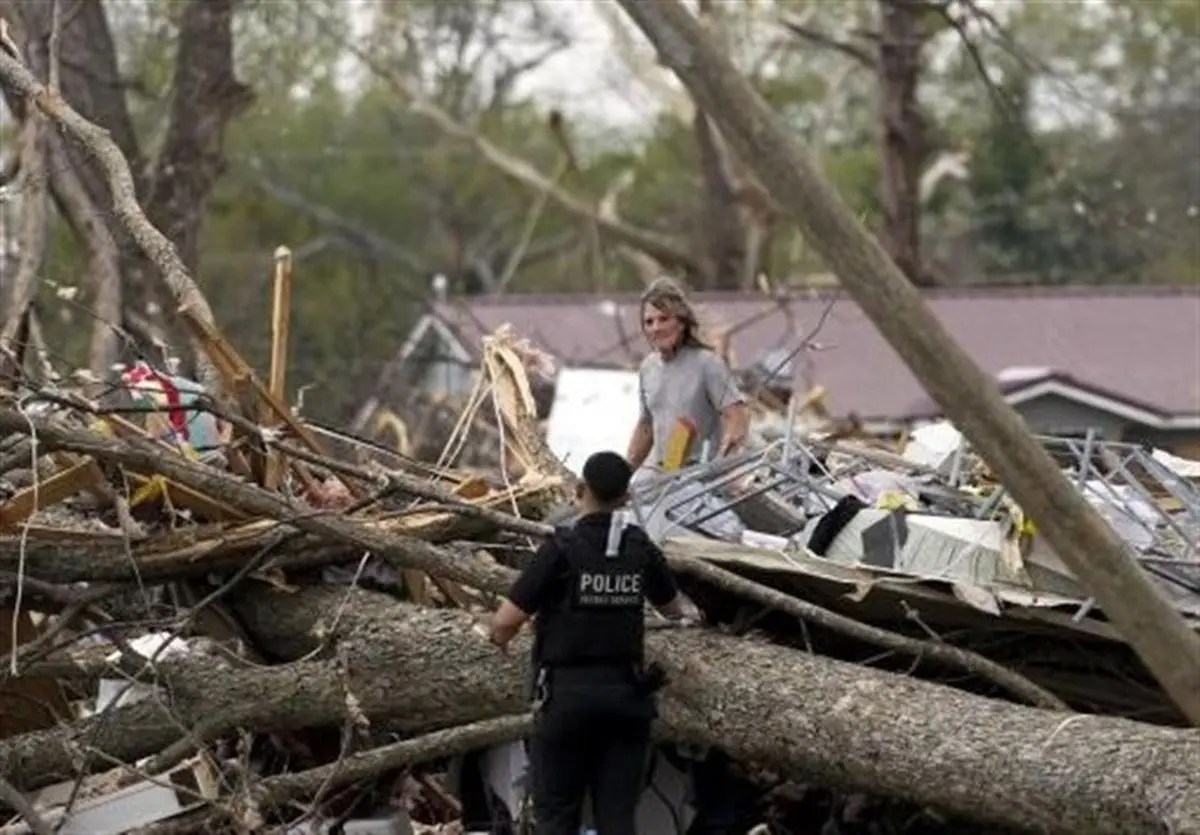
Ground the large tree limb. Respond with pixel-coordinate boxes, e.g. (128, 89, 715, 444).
(2, 587, 1196, 834)
(247, 715, 530, 816)
(246, 171, 430, 273)
(0, 409, 519, 594)
(611, 0, 1200, 725)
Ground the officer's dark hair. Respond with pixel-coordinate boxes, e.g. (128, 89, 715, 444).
(581, 451, 633, 506)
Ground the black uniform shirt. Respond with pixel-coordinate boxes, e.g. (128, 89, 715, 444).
(508, 511, 679, 666)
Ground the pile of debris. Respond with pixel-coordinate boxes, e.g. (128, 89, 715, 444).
(634, 421, 1200, 720)
(0, 310, 1197, 833)
(0, 321, 568, 834)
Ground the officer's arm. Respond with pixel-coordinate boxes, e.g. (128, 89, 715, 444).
(487, 539, 559, 650)
(644, 542, 701, 622)
(488, 599, 530, 650)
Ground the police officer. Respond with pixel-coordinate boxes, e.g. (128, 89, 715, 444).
(484, 451, 696, 835)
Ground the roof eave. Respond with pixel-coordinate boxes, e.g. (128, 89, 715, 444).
(900, 379, 1200, 431)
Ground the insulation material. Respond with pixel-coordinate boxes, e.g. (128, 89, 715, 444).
(1153, 448, 1200, 479)
(833, 468, 920, 506)
(902, 420, 964, 474)
(1079, 481, 1164, 552)
(813, 510, 1024, 591)
(95, 632, 193, 714)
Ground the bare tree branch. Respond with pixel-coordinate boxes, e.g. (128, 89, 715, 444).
(245, 170, 431, 273)
(43, 130, 124, 388)
(782, 14, 875, 68)
(325, 29, 702, 278)
(0, 774, 53, 835)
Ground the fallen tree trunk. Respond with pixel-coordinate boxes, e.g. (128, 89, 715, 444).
(0, 411, 518, 594)
(0, 491, 542, 586)
(0, 530, 356, 585)
(3, 587, 1196, 834)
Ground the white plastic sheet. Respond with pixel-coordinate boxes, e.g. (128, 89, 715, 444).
(547, 368, 642, 476)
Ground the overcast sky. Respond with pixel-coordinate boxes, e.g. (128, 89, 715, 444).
(515, 1, 664, 135)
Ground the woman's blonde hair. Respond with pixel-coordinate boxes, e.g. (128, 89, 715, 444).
(639, 277, 712, 350)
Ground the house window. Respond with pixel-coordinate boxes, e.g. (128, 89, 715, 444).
(426, 357, 472, 397)
(409, 328, 473, 398)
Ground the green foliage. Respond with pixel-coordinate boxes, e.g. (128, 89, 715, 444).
(967, 71, 1060, 277)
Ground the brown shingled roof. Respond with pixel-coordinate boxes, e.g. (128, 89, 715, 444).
(430, 286, 1200, 421)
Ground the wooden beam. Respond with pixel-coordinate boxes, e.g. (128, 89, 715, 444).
(0, 459, 104, 529)
(263, 246, 294, 491)
(123, 472, 247, 523)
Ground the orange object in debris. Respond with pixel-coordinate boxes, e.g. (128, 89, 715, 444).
(662, 417, 698, 472)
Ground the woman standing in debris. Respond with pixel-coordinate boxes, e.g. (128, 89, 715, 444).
(625, 278, 749, 474)
(623, 277, 746, 835)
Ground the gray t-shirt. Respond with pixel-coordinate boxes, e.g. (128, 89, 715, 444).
(638, 345, 744, 469)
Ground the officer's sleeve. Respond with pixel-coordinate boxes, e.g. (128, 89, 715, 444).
(507, 538, 561, 615)
(644, 541, 681, 608)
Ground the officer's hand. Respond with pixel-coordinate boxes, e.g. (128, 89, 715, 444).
(473, 619, 512, 654)
(678, 595, 704, 625)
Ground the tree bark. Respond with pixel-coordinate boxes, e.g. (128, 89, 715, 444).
(877, 0, 929, 285)
(343, 44, 703, 280)
(611, 0, 1200, 725)
(0, 496, 538, 586)
(43, 130, 124, 387)
(0, 111, 48, 354)
(2, 586, 1196, 834)
(142, 0, 253, 277)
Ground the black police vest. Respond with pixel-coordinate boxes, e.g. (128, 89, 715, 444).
(537, 522, 652, 667)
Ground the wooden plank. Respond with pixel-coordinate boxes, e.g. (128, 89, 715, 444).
(0, 524, 125, 541)
(0, 607, 71, 740)
(0, 459, 104, 529)
(263, 248, 294, 491)
(52, 452, 113, 506)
